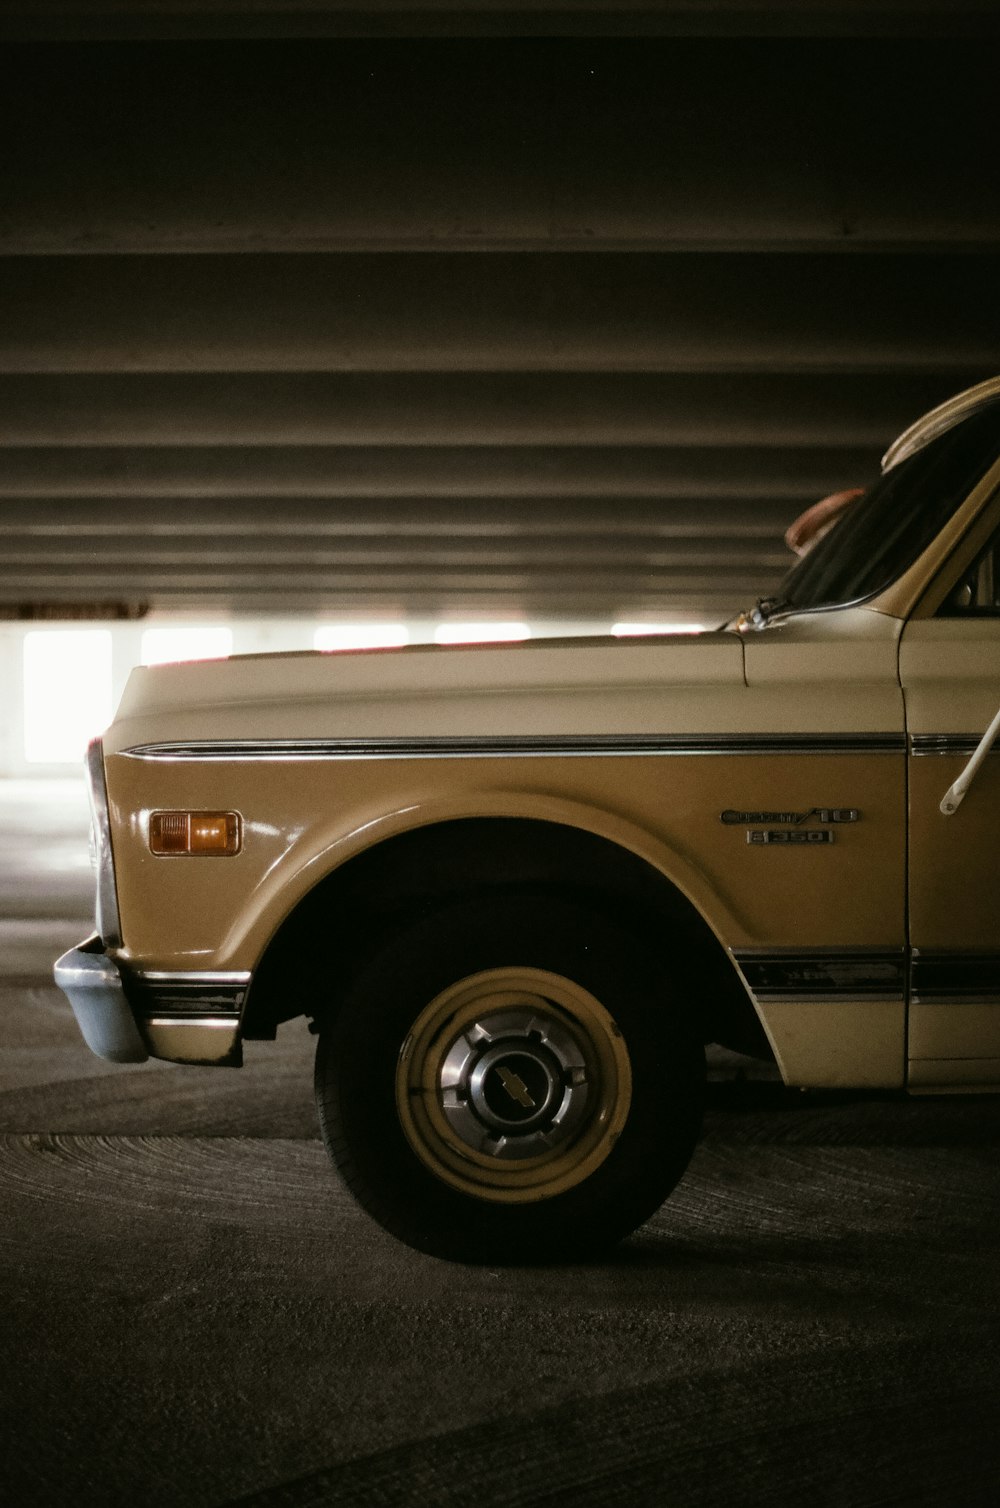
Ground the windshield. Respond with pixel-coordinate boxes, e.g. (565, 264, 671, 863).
(774, 400, 1000, 618)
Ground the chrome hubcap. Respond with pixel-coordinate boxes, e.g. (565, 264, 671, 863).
(440, 1010, 590, 1159)
(395, 967, 632, 1204)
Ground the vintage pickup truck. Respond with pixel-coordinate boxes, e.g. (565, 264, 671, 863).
(56, 376, 1000, 1261)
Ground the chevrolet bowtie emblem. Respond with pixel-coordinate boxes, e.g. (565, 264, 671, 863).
(496, 1066, 535, 1109)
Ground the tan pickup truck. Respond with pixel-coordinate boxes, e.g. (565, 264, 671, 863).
(56, 376, 1000, 1261)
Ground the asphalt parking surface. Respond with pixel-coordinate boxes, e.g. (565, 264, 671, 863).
(3, 781, 999, 1506)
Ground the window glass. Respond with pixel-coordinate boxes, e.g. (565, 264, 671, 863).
(778, 402, 1000, 617)
(939, 532, 1000, 615)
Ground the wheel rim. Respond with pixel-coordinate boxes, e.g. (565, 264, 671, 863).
(395, 967, 632, 1204)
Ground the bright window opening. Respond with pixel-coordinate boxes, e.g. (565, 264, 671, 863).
(434, 622, 531, 645)
(141, 626, 233, 666)
(23, 630, 114, 765)
(314, 623, 409, 652)
(611, 622, 707, 637)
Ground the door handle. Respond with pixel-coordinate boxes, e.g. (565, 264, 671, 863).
(940, 704, 1000, 814)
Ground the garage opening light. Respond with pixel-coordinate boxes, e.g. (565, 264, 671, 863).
(611, 622, 707, 637)
(23, 630, 113, 765)
(434, 622, 531, 645)
(141, 626, 233, 666)
(314, 624, 409, 652)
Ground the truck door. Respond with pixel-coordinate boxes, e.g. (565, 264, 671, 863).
(901, 511, 1000, 1091)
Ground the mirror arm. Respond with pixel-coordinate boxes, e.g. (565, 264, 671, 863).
(940, 704, 1000, 815)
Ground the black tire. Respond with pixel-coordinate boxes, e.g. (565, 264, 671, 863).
(314, 892, 704, 1263)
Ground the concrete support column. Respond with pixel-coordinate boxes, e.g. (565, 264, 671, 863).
(0, 627, 24, 777)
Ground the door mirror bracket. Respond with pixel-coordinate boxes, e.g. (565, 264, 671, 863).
(940, 704, 1000, 814)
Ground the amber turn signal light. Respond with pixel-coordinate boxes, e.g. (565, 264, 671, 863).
(149, 811, 242, 856)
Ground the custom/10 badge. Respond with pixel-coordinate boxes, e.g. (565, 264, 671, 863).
(720, 807, 860, 846)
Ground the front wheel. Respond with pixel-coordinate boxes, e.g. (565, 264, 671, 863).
(314, 894, 704, 1262)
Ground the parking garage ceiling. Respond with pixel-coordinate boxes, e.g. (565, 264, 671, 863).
(1, 2, 999, 624)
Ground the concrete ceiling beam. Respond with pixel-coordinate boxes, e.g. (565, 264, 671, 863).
(3, 40, 997, 253)
(3, 3, 998, 42)
(0, 565, 773, 594)
(2, 253, 996, 374)
(0, 536, 790, 570)
(0, 371, 969, 447)
(0, 445, 883, 498)
(0, 496, 799, 537)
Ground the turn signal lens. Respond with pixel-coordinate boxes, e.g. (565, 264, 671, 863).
(149, 811, 242, 856)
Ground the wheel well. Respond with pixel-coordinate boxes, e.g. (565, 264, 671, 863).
(243, 816, 772, 1058)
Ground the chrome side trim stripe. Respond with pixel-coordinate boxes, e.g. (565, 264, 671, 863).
(733, 948, 906, 1003)
(134, 970, 252, 986)
(911, 951, 1000, 1006)
(125, 969, 250, 1018)
(145, 1015, 242, 1031)
(911, 734, 1000, 757)
(736, 948, 1000, 1005)
(124, 733, 907, 762)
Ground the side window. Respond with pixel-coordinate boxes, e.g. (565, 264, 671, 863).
(940, 533, 1000, 615)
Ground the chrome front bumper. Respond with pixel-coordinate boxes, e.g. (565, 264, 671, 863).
(53, 935, 149, 1064)
(54, 938, 248, 1066)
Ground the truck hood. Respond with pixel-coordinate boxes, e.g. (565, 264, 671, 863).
(104, 631, 747, 756)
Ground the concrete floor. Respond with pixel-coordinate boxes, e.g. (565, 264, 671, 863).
(3, 780, 1000, 1506)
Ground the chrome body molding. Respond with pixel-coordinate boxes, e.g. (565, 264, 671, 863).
(133, 969, 252, 984)
(123, 733, 908, 762)
(733, 948, 906, 1003)
(144, 1014, 243, 1031)
(737, 948, 1000, 1007)
(910, 734, 1000, 757)
(125, 968, 250, 1018)
(882, 374, 1000, 472)
(910, 951, 1000, 1006)
(86, 739, 122, 946)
